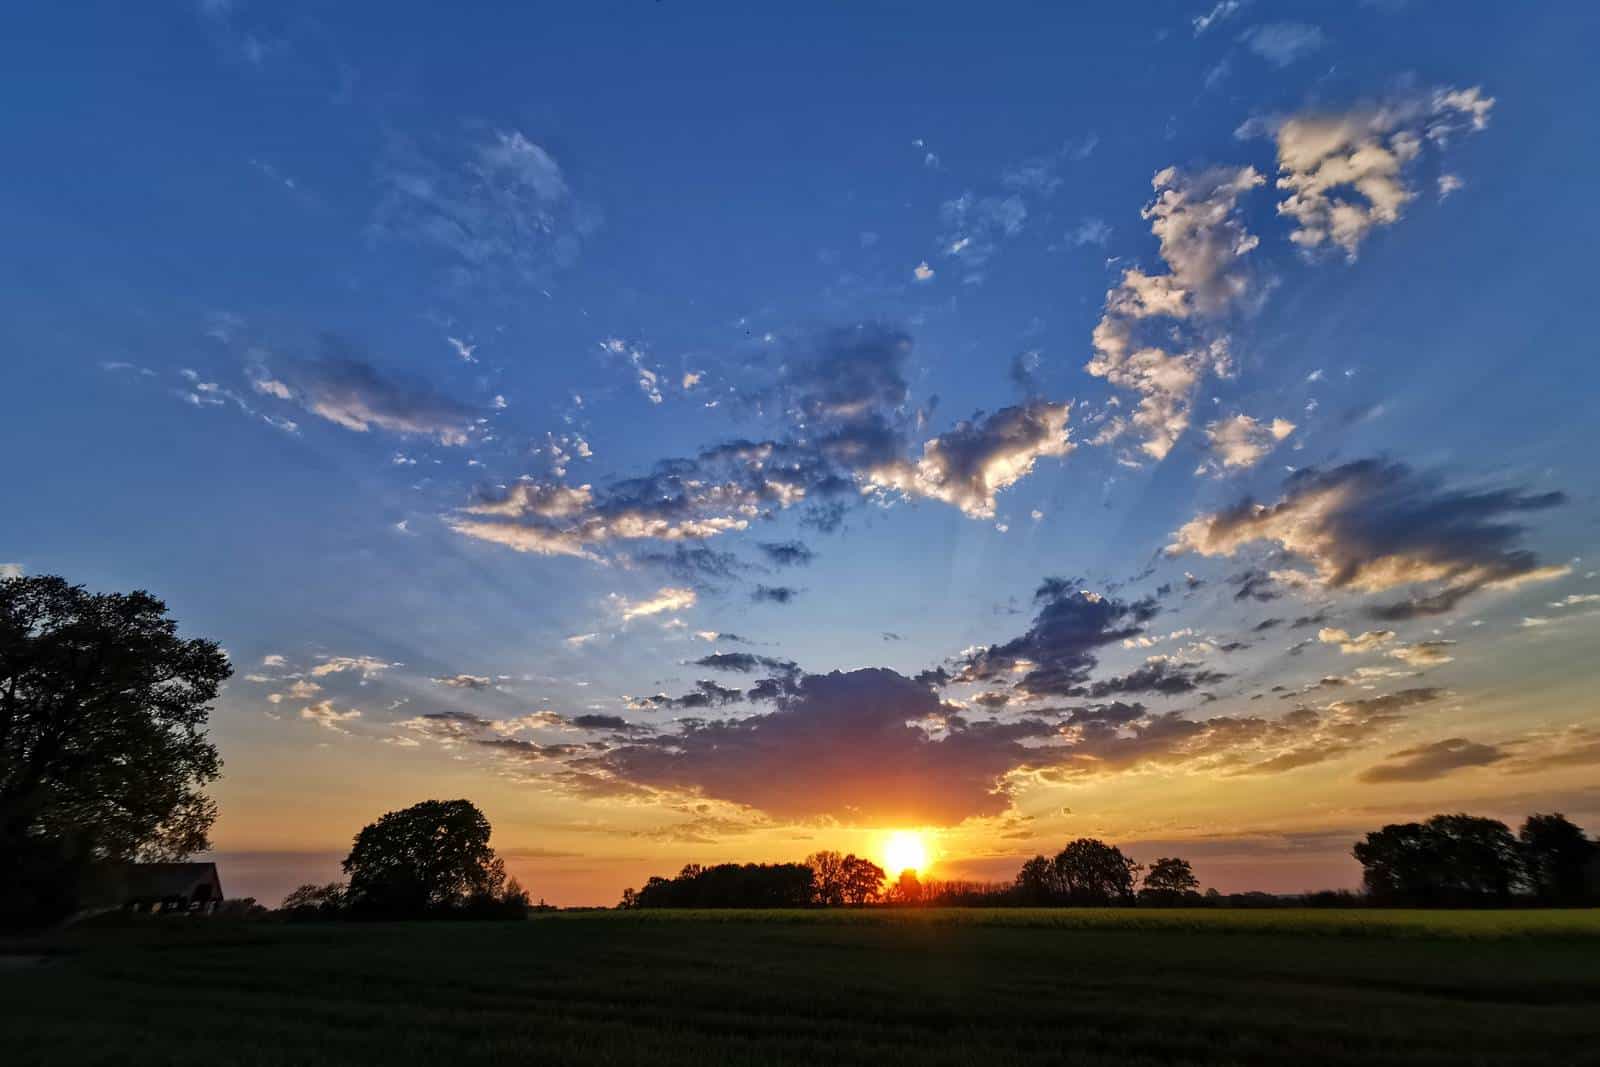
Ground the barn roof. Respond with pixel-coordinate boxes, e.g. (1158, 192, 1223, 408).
(86, 862, 224, 903)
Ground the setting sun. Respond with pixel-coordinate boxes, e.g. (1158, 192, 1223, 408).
(883, 831, 929, 877)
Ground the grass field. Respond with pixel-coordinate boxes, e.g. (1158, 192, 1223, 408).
(4, 908, 1599, 1065)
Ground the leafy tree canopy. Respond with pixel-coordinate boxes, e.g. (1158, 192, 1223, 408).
(1354, 813, 1522, 904)
(2, 575, 228, 922)
(1142, 856, 1201, 901)
(341, 798, 508, 916)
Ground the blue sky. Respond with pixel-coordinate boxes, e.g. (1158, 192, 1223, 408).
(4, 1, 1598, 904)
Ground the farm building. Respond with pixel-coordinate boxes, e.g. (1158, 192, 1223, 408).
(81, 862, 225, 915)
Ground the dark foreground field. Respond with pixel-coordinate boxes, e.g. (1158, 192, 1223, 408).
(4, 909, 1600, 1066)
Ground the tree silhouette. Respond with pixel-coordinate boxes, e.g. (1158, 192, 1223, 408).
(1519, 813, 1596, 904)
(342, 799, 509, 917)
(1141, 856, 1200, 903)
(1, 575, 229, 925)
(806, 850, 847, 905)
(280, 882, 347, 918)
(891, 868, 923, 905)
(1354, 813, 1522, 904)
(1014, 854, 1055, 905)
(622, 862, 814, 907)
(839, 854, 886, 905)
(1051, 838, 1141, 905)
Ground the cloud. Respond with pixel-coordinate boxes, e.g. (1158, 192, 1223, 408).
(451, 323, 1078, 561)
(1192, 0, 1244, 35)
(310, 655, 398, 680)
(599, 337, 665, 405)
(632, 544, 751, 586)
(587, 665, 1444, 822)
(615, 587, 697, 621)
(250, 337, 478, 444)
(1001, 162, 1063, 197)
(1047, 686, 1444, 780)
(1070, 217, 1112, 247)
(569, 714, 654, 736)
(1086, 165, 1264, 459)
(592, 668, 1032, 825)
(373, 128, 595, 288)
(954, 579, 1159, 698)
(1318, 627, 1395, 654)
(449, 324, 915, 557)
(751, 584, 800, 605)
(1388, 640, 1456, 667)
(395, 710, 597, 759)
(432, 674, 495, 690)
(300, 700, 361, 733)
(268, 679, 323, 704)
(914, 261, 935, 282)
(868, 401, 1073, 518)
(1502, 725, 1600, 775)
(1247, 87, 1494, 259)
(627, 679, 744, 711)
(1358, 737, 1506, 783)
(0, 563, 22, 579)
(692, 652, 799, 675)
(1169, 459, 1566, 618)
(940, 192, 1028, 266)
(1200, 414, 1295, 473)
(1075, 658, 1229, 698)
(395, 710, 491, 744)
(1241, 23, 1325, 67)
(1232, 568, 1282, 603)
(757, 540, 816, 567)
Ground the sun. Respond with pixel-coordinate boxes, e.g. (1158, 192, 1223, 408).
(883, 831, 929, 877)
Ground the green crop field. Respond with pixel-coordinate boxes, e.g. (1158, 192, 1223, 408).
(4, 908, 1599, 1065)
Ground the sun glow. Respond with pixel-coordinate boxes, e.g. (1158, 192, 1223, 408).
(883, 831, 929, 877)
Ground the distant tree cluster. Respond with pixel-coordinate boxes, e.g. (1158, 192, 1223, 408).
(619, 852, 890, 909)
(620, 862, 816, 908)
(1354, 812, 1599, 905)
(281, 799, 531, 920)
(1015, 839, 1145, 905)
(618, 842, 1208, 909)
(806, 851, 889, 905)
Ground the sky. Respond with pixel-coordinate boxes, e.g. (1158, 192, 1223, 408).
(4, 1, 1598, 906)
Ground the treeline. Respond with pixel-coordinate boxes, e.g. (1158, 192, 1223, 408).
(620, 812, 1600, 910)
(1355, 812, 1599, 906)
(618, 843, 1201, 909)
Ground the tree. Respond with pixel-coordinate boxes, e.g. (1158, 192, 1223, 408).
(838, 853, 885, 905)
(1014, 854, 1055, 905)
(280, 882, 348, 918)
(1, 575, 229, 925)
(1052, 838, 1140, 905)
(891, 868, 923, 905)
(1519, 813, 1596, 904)
(341, 799, 508, 917)
(806, 850, 847, 905)
(1353, 814, 1522, 904)
(1141, 857, 1200, 903)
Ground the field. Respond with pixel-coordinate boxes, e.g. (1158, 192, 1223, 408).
(4, 908, 1600, 1065)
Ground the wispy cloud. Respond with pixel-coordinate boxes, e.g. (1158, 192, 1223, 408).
(1241, 23, 1325, 67)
